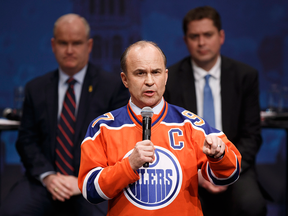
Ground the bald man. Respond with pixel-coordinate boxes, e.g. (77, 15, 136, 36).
(0, 14, 129, 216)
(78, 41, 241, 216)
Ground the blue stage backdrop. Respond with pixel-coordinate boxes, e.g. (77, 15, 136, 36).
(0, 0, 288, 215)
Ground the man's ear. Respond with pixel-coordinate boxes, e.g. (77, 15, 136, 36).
(87, 38, 93, 53)
(165, 69, 168, 85)
(183, 35, 188, 45)
(219, 29, 225, 45)
(120, 72, 128, 88)
(51, 38, 55, 53)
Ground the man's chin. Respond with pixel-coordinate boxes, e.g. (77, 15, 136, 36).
(193, 56, 216, 66)
(62, 62, 77, 69)
(142, 99, 161, 109)
(195, 55, 212, 62)
(60, 64, 79, 75)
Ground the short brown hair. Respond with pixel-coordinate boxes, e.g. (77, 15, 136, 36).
(183, 6, 222, 35)
(120, 40, 167, 74)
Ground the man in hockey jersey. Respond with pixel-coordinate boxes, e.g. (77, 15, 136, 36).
(78, 40, 241, 216)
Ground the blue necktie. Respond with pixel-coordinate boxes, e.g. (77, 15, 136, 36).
(203, 74, 215, 127)
(55, 78, 77, 175)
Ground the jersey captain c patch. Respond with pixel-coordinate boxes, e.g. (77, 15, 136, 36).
(123, 146, 183, 210)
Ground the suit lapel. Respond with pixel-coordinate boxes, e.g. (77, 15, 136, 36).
(45, 70, 59, 157)
(220, 56, 234, 133)
(74, 64, 96, 146)
(181, 57, 197, 113)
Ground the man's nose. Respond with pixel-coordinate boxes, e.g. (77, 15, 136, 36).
(66, 44, 73, 53)
(145, 73, 154, 86)
(198, 35, 205, 46)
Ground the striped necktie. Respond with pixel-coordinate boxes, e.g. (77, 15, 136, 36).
(55, 77, 77, 175)
(203, 74, 215, 128)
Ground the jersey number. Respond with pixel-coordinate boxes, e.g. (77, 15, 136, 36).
(92, 112, 114, 127)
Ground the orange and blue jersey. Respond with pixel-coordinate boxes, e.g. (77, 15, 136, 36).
(78, 101, 241, 216)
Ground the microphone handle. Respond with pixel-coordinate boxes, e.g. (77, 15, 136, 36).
(142, 117, 151, 168)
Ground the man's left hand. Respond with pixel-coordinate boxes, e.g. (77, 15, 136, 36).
(44, 172, 81, 201)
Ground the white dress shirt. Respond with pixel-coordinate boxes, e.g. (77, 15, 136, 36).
(58, 65, 87, 119)
(130, 97, 164, 115)
(192, 56, 222, 131)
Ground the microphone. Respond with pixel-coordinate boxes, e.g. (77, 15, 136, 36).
(141, 106, 154, 168)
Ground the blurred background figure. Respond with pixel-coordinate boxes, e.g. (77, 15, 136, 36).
(164, 6, 267, 216)
(0, 13, 129, 216)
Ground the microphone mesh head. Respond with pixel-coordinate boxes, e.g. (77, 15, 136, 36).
(141, 106, 153, 118)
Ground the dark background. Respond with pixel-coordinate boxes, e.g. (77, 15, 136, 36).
(1, 0, 288, 215)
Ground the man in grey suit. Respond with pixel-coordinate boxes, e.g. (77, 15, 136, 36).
(164, 6, 267, 216)
(0, 14, 129, 216)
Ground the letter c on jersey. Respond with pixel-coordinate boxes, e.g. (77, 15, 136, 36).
(168, 128, 184, 150)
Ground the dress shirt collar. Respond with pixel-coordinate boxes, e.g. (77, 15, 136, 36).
(59, 65, 87, 85)
(192, 56, 221, 81)
(129, 97, 164, 115)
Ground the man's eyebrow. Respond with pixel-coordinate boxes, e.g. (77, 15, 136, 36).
(133, 69, 146, 73)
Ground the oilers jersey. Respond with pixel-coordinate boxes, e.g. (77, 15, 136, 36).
(78, 101, 241, 216)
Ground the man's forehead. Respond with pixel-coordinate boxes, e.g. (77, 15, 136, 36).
(128, 45, 162, 60)
(131, 44, 155, 53)
(188, 19, 216, 31)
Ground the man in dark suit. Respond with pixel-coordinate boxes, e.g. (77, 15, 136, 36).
(164, 6, 267, 216)
(0, 14, 129, 216)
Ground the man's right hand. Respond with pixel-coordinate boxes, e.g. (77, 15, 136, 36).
(128, 140, 155, 171)
(198, 170, 228, 193)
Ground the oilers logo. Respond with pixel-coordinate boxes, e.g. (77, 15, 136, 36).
(123, 146, 183, 210)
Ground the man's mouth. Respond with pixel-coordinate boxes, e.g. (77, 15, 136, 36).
(198, 49, 209, 55)
(144, 90, 155, 97)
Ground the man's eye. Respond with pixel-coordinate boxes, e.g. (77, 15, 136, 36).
(205, 33, 212, 38)
(189, 35, 198, 40)
(74, 42, 83, 45)
(59, 41, 67, 45)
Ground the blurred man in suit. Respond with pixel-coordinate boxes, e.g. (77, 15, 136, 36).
(164, 6, 267, 216)
(0, 13, 129, 216)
